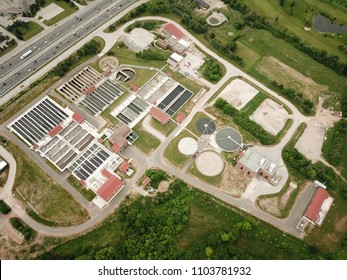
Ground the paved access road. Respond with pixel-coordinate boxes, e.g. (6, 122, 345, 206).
(0, 0, 134, 98)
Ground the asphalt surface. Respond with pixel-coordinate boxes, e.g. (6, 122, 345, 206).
(0, 0, 134, 98)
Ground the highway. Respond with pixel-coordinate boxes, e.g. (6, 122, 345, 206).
(0, 0, 134, 98)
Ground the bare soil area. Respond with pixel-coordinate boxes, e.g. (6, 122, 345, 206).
(219, 164, 251, 198)
(258, 184, 296, 217)
(158, 180, 170, 193)
(250, 98, 289, 135)
(256, 56, 330, 101)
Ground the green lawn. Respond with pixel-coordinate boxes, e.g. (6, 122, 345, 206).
(150, 118, 177, 137)
(164, 130, 196, 169)
(43, 0, 79, 26)
(126, 68, 156, 88)
(21, 21, 44, 41)
(186, 111, 211, 137)
(67, 175, 96, 202)
(133, 120, 161, 155)
(101, 91, 130, 124)
(109, 44, 170, 68)
(239, 91, 268, 117)
(8, 142, 89, 226)
(0, 41, 18, 58)
(169, 70, 204, 94)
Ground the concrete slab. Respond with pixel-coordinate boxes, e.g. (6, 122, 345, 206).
(36, 3, 63, 21)
(250, 98, 289, 135)
(218, 79, 258, 110)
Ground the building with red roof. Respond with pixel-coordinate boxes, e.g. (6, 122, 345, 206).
(142, 176, 151, 187)
(304, 187, 334, 226)
(175, 112, 186, 123)
(101, 169, 113, 179)
(84, 85, 95, 95)
(130, 83, 138, 92)
(72, 112, 85, 124)
(119, 161, 130, 173)
(97, 175, 123, 203)
(48, 124, 63, 137)
(149, 107, 170, 124)
(163, 23, 185, 40)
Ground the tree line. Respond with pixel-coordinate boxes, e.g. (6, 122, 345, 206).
(222, 0, 347, 76)
(51, 39, 101, 77)
(7, 20, 29, 40)
(136, 50, 166, 61)
(322, 120, 347, 167)
(214, 98, 278, 145)
(271, 80, 314, 115)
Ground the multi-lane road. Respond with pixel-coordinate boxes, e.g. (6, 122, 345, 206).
(0, 0, 134, 98)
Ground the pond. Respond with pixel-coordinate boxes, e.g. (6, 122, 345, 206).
(313, 14, 347, 34)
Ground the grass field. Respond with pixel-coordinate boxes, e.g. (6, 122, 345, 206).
(127, 68, 156, 88)
(133, 120, 161, 155)
(8, 142, 89, 226)
(241, 0, 347, 63)
(164, 130, 196, 169)
(43, 0, 79, 26)
(239, 91, 268, 117)
(21, 21, 44, 41)
(150, 118, 177, 137)
(186, 111, 211, 137)
(109, 44, 170, 68)
(67, 175, 96, 202)
(237, 29, 346, 98)
(0, 41, 18, 58)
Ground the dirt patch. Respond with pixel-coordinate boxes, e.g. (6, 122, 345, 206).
(295, 96, 341, 162)
(218, 79, 258, 110)
(258, 184, 296, 217)
(256, 56, 330, 101)
(250, 98, 289, 135)
(158, 180, 170, 193)
(219, 163, 251, 198)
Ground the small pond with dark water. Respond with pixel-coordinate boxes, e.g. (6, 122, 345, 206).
(313, 14, 347, 34)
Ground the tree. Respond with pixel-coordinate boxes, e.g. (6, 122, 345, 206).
(148, 0, 170, 14)
(95, 247, 116, 260)
(221, 232, 229, 242)
(205, 247, 214, 259)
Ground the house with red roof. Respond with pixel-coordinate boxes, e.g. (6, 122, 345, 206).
(119, 161, 130, 173)
(142, 176, 151, 187)
(303, 183, 334, 227)
(163, 23, 185, 40)
(97, 174, 124, 203)
(149, 107, 170, 125)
